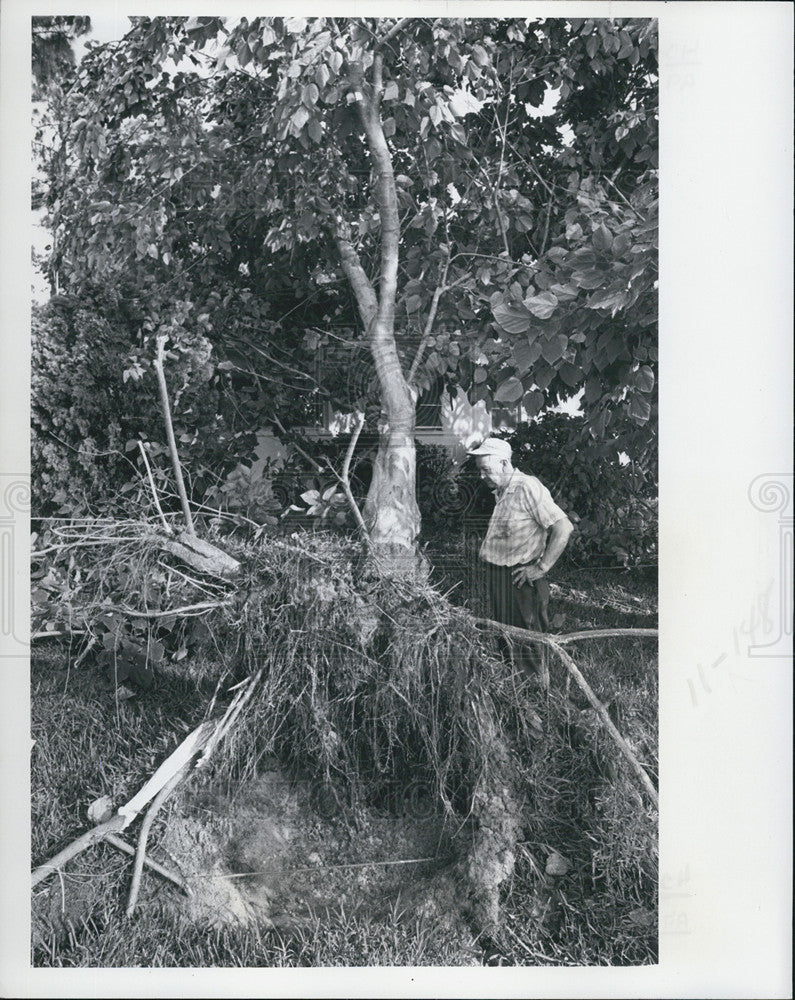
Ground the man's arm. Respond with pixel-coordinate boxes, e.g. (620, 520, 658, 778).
(512, 516, 574, 585)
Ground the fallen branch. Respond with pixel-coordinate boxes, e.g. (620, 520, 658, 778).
(157, 559, 226, 597)
(478, 625, 658, 646)
(72, 633, 97, 669)
(31, 671, 266, 906)
(32, 630, 83, 640)
(32, 720, 216, 888)
(31, 812, 127, 888)
(476, 618, 659, 809)
(33, 538, 141, 557)
(155, 528, 240, 580)
(201, 670, 264, 763)
(105, 833, 190, 895)
(546, 636, 658, 809)
(554, 627, 657, 645)
(126, 764, 190, 917)
(106, 600, 231, 619)
(35, 517, 239, 581)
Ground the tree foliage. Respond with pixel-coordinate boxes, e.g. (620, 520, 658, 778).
(32, 16, 91, 99)
(30, 296, 281, 519)
(34, 15, 658, 554)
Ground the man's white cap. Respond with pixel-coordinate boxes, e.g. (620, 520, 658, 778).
(468, 437, 512, 460)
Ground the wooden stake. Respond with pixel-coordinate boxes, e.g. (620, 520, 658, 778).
(137, 439, 172, 533)
(153, 336, 195, 536)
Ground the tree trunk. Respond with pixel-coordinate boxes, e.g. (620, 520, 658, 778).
(363, 427, 424, 577)
(337, 236, 423, 575)
(337, 44, 427, 578)
(363, 307, 424, 576)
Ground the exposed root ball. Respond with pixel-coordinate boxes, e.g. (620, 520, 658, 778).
(36, 522, 656, 942)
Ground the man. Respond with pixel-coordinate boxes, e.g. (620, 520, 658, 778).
(469, 437, 574, 687)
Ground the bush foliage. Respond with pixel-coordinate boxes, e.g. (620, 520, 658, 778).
(32, 296, 263, 518)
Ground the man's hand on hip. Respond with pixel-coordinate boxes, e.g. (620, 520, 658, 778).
(512, 562, 546, 586)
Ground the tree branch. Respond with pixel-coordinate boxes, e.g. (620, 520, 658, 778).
(375, 17, 411, 52)
(342, 45, 414, 428)
(324, 412, 370, 544)
(476, 617, 659, 809)
(32, 812, 127, 888)
(335, 235, 378, 330)
(478, 162, 510, 257)
(539, 193, 554, 257)
(407, 253, 455, 386)
(348, 84, 399, 333)
(126, 764, 189, 917)
(108, 600, 231, 619)
(554, 628, 658, 644)
(270, 413, 325, 473)
(104, 833, 190, 894)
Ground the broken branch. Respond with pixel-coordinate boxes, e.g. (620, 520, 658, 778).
(126, 764, 190, 917)
(31, 813, 127, 888)
(476, 618, 659, 809)
(107, 600, 231, 619)
(105, 833, 190, 895)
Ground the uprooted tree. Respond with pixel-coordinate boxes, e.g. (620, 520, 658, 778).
(36, 15, 657, 573)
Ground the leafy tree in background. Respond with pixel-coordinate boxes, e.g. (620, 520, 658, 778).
(32, 16, 91, 99)
(36, 16, 657, 571)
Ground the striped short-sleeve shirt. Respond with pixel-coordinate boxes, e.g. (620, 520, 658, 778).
(480, 469, 567, 567)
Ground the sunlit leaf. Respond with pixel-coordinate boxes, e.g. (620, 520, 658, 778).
(635, 365, 655, 392)
(494, 376, 523, 403)
(492, 302, 531, 334)
(628, 394, 651, 423)
(524, 291, 558, 320)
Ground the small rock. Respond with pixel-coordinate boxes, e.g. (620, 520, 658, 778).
(628, 907, 655, 927)
(87, 794, 114, 824)
(307, 852, 322, 865)
(545, 850, 570, 876)
(527, 708, 544, 734)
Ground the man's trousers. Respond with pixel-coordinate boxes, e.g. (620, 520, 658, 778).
(484, 561, 551, 687)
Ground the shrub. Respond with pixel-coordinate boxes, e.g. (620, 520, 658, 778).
(506, 413, 657, 566)
(31, 297, 255, 518)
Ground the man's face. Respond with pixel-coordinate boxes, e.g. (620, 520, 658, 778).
(476, 455, 510, 490)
